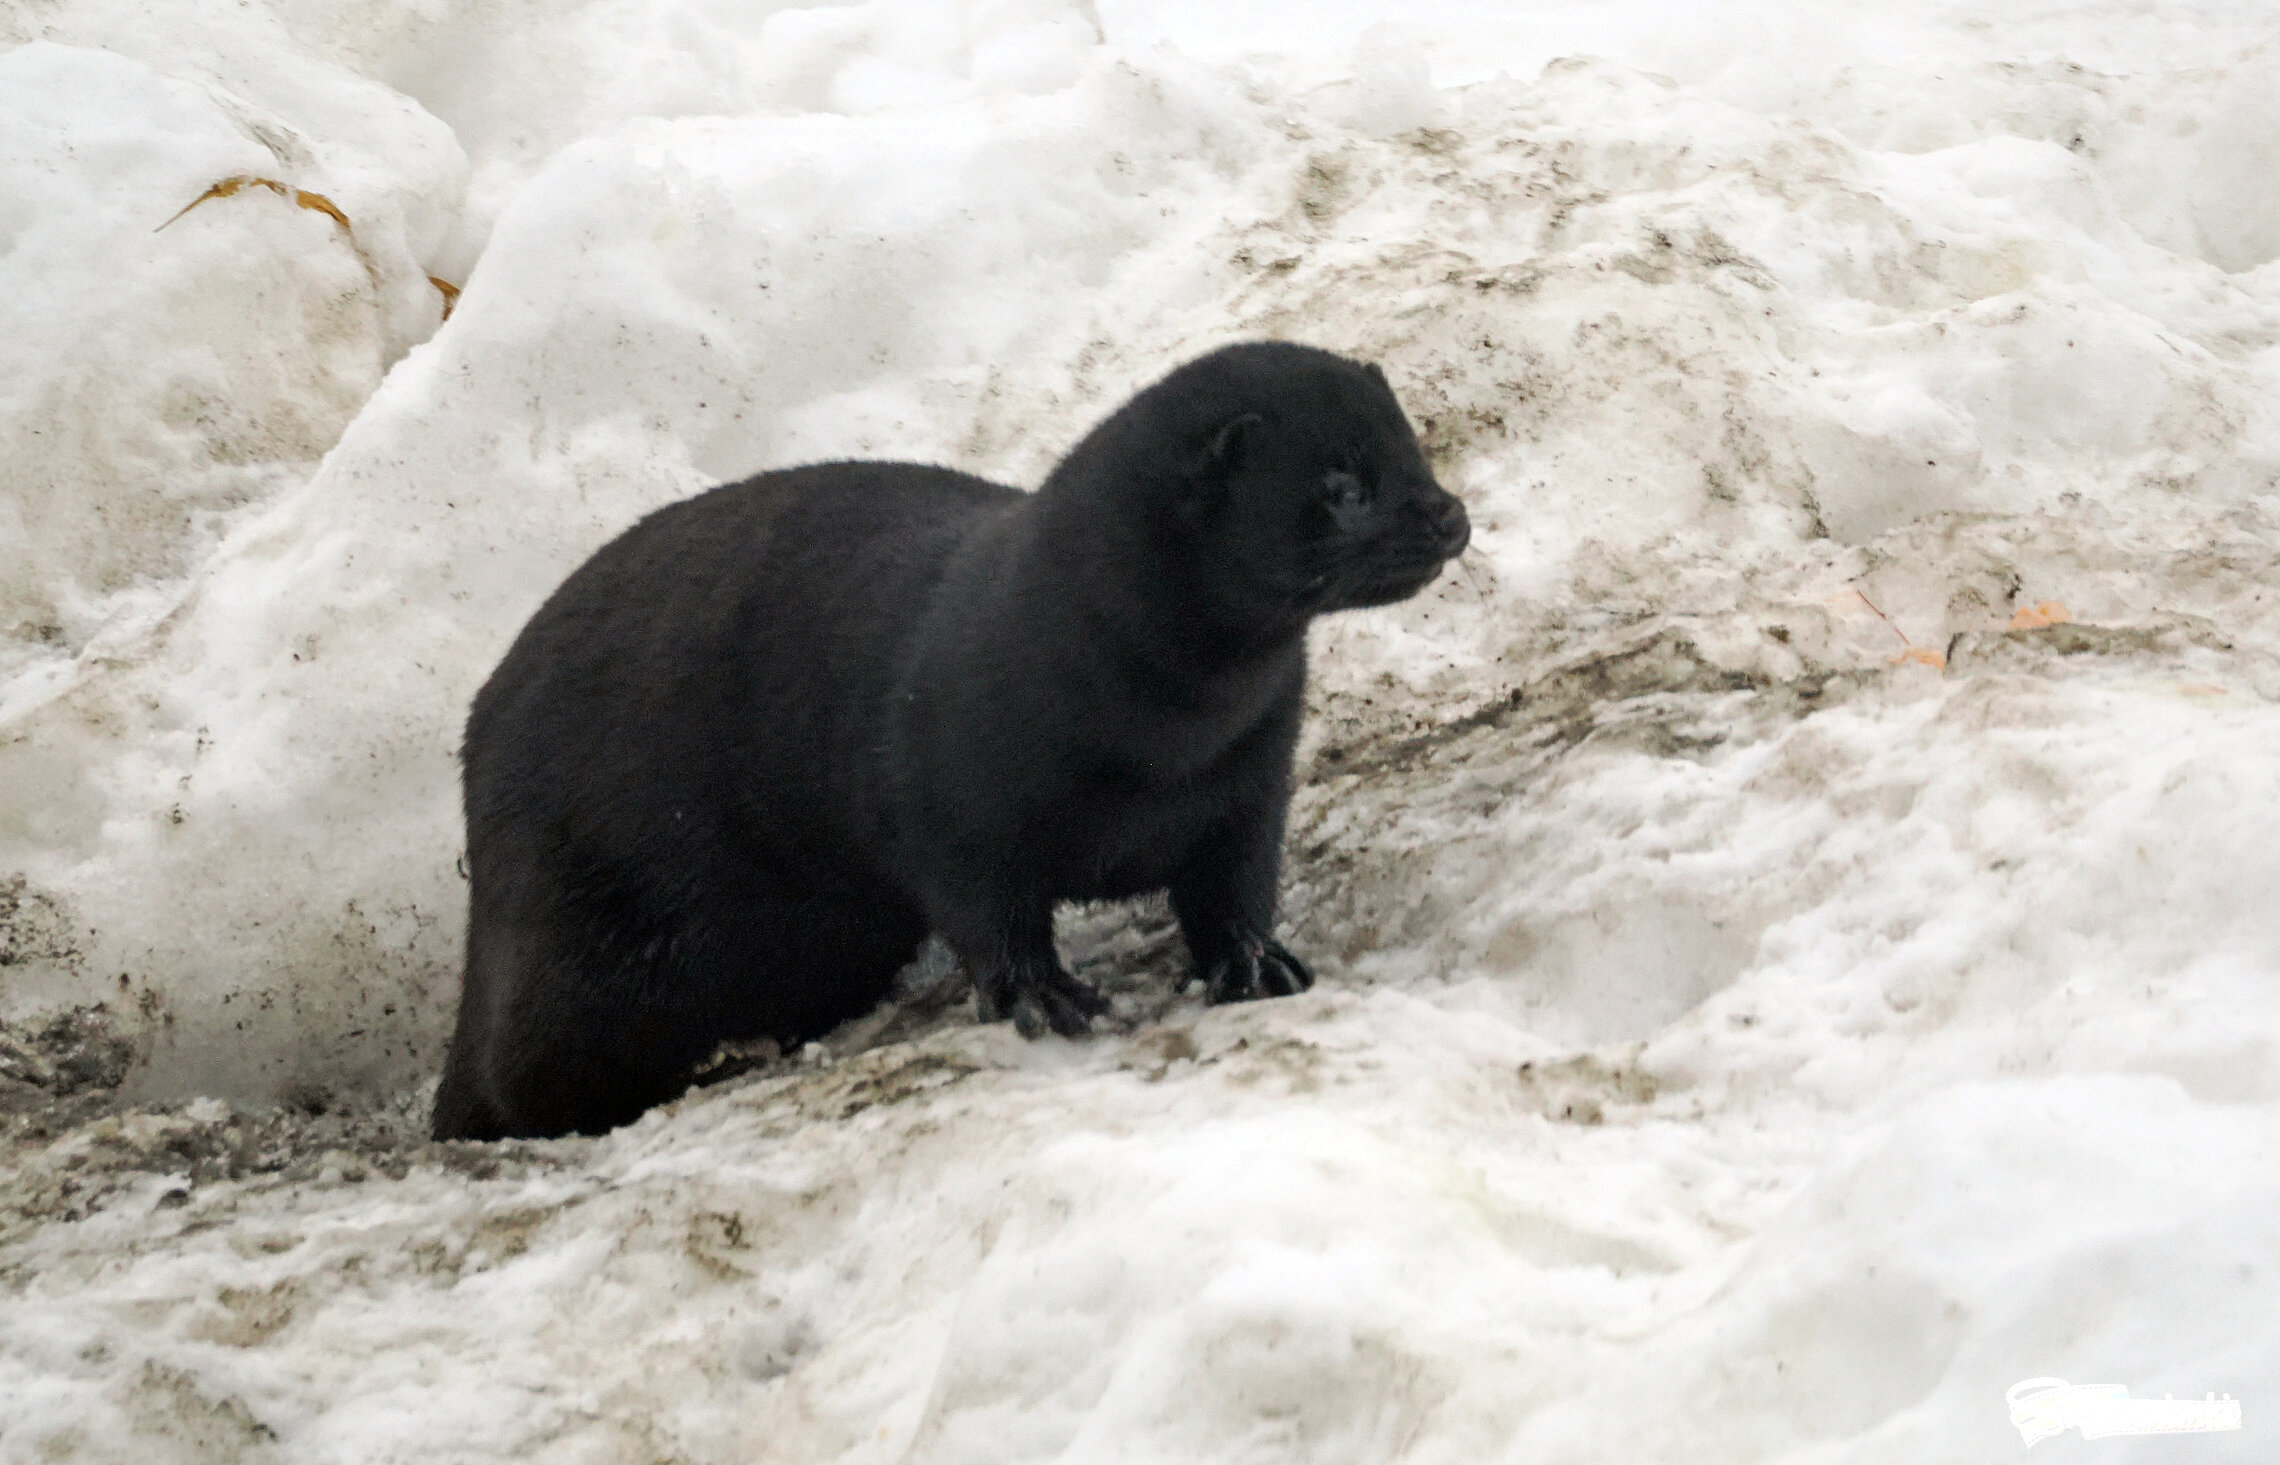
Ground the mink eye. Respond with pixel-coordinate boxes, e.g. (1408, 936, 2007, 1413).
(1320, 470, 1375, 532)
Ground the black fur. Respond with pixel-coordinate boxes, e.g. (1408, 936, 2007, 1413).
(430, 342, 1469, 1140)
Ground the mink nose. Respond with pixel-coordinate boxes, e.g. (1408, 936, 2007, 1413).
(1430, 493, 1470, 557)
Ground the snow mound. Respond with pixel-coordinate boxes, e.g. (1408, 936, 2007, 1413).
(5, 0, 2280, 1461)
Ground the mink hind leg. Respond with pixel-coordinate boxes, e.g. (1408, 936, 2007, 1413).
(432, 877, 927, 1141)
(430, 901, 729, 1140)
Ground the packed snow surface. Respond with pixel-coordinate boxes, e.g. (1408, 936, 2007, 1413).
(5, 0, 2280, 1459)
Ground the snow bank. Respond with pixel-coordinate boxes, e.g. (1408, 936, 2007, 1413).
(5, 0, 2280, 1460)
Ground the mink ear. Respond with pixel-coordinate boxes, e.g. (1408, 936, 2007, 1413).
(1363, 361, 1388, 386)
(1183, 412, 1262, 513)
(1204, 412, 1262, 474)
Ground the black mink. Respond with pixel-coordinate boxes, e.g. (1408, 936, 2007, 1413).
(431, 341, 1470, 1140)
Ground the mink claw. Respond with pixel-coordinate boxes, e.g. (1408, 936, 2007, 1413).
(991, 964, 1106, 1038)
(1205, 934, 1314, 1005)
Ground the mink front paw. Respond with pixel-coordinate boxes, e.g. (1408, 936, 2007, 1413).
(1204, 934, 1314, 1005)
(975, 961, 1109, 1038)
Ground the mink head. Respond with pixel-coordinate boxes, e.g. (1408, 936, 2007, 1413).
(1131, 342, 1471, 626)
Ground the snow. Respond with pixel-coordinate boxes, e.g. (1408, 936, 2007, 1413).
(4, 0, 2279, 1460)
